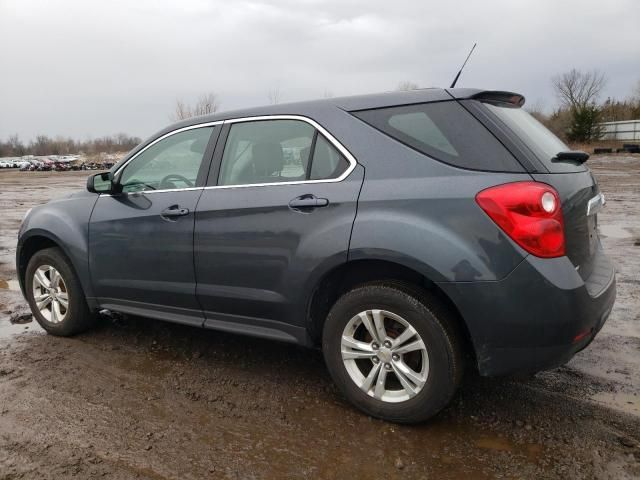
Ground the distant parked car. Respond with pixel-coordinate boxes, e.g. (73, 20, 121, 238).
(53, 162, 70, 171)
(17, 88, 616, 423)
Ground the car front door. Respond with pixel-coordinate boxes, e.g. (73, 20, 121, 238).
(194, 117, 364, 342)
(89, 124, 220, 326)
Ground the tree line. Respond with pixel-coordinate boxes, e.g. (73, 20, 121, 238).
(0, 133, 142, 158)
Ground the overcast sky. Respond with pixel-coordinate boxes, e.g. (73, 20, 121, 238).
(1, 0, 638, 141)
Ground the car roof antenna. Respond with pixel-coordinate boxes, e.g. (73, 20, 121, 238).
(449, 43, 477, 88)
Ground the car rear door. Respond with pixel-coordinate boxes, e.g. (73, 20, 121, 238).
(194, 116, 363, 343)
(89, 124, 220, 325)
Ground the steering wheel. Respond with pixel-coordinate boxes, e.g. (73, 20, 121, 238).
(158, 174, 194, 189)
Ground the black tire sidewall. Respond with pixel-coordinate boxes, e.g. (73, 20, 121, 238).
(323, 284, 459, 423)
(25, 247, 89, 336)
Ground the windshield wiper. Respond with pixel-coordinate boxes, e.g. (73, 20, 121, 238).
(551, 151, 589, 164)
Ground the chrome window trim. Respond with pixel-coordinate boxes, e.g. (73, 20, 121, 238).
(107, 114, 358, 195)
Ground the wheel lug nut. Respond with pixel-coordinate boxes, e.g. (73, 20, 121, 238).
(392, 354, 399, 361)
(372, 357, 379, 364)
(371, 343, 379, 350)
(383, 340, 392, 348)
(384, 363, 392, 370)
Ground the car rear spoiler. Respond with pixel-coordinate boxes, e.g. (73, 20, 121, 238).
(469, 91, 526, 107)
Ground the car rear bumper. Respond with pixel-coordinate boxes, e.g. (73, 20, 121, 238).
(438, 246, 616, 376)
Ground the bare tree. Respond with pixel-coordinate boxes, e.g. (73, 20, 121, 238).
(172, 100, 191, 121)
(193, 93, 220, 116)
(551, 69, 607, 143)
(171, 92, 220, 121)
(31, 135, 51, 156)
(267, 87, 282, 105)
(8, 134, 25, 156)
(552, 69, 606, 110)
(633, 80, 640, 102)
(396, 81, 420, 91)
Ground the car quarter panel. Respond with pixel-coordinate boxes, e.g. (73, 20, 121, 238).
(308, 107, 533, 282)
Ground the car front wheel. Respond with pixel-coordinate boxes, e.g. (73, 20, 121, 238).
(25, 247, 95, 336)
(322, 282, 462, 423)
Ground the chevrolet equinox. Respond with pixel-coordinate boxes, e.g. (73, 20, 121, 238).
(17, 88, 616, 423)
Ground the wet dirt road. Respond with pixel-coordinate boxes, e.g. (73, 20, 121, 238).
(0, 159, 639, 479)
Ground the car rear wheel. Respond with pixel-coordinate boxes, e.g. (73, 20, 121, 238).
(25, 247, 95, 336)
(322, 282, 462, 423)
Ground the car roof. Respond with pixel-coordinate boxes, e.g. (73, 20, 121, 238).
(113, 87, 514, 172)
(169, 87, 487, 129)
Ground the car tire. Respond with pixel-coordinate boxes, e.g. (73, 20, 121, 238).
(25, 247, 95, 336)
(322, 281, 462, 424)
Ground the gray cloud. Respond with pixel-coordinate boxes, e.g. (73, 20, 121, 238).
(1, 0, 638, 141)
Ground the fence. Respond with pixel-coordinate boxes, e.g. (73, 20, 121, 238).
(599, 120, 640, 141)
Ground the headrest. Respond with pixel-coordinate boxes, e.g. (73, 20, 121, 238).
(190, 136, 209, 154)
(252, 142, 284, 176)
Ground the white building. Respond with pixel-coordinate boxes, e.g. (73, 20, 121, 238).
(600, 120, 640, 141)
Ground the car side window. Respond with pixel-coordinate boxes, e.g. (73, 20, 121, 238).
(353, 102, 520, 172)
(218, 120, 315, 186)
(119, 127, 213, 193)
(309, 134, 350, 180)
(217, 119, 351, 186)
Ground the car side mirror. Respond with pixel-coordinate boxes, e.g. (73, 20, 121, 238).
(87, 171, 116, 194)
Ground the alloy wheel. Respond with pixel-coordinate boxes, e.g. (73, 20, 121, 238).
(32, 265, 69, 324)
(341, 309, 429, 403)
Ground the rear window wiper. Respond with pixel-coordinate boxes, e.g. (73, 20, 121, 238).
(551, 151, 589, 164)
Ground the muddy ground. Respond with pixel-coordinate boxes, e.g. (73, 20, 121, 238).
(0, 158, 638, 479)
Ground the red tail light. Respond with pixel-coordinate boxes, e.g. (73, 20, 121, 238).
(476, 182, 565, 258)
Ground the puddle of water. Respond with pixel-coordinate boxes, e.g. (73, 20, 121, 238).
(591, 392, 640, 416)
(195, 400, 546, 479)
(598, 225, 632, 239)
(475, 435, 513, 451)
(0, 279, 21, 291)
(0, 319, 42, 340)
(0, 277, 39, 338)
(476, 436, 543, 461)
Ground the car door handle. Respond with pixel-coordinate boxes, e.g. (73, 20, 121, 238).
(289, 195, 329, 210)
(161, 205, 190, 219)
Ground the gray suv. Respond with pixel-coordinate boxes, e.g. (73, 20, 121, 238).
(17, 88, 616, 423)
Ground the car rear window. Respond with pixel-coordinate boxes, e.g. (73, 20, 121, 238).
(482, 102, 586, 173)
(352, 101, 523, 172)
